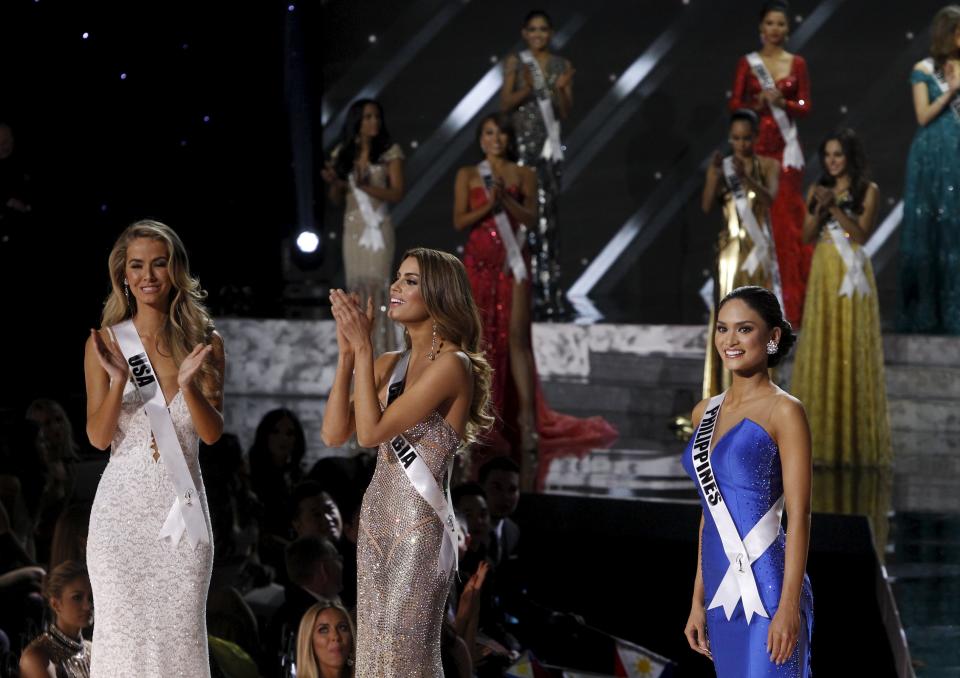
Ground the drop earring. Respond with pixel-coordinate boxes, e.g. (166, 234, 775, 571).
(427, 323, 442, 361)
(766, 340, 778, 355)
(124, 280, 131, 307)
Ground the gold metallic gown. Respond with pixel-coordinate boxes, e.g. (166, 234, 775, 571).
(703, 157, 775, 398)
(790, 222, 892, 466)
(355, 409, 460, 676)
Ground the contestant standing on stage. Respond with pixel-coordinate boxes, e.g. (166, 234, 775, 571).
(683, 286, 813, 677)
(84, 220, 223, 677)
(322, 98, 406, 354)
(321, 248, 493, 676)
(898, 5, 960, 334)
(729, 0, 813, 327)
(701, 109, 780, 398)
(792, 129, 891, 466)
(500, 9, 574, 319)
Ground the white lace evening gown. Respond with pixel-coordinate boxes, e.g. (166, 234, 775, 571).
(87, 379, 213, 677)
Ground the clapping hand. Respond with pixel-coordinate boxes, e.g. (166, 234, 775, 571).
(178, 344, 214, 390)
(812, 185, 835, 214)
(330, 289, 374, 352)
(731, 155, 747, 179)
(556, 66, 576, 90)
(91, 329, 129, 383)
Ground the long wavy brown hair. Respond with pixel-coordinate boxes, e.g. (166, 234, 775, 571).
(400, 247, 494, 445)
(931, 5, 960, 68)
(100, 220, 219, 396)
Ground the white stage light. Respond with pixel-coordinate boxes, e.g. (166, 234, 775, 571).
(296, 231, 320, 253)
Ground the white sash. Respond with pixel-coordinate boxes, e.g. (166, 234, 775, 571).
(348, 173, 387, 252)
(746, 52, 804, 170)
(111, 320, 209, 549)
(518, 50, 564, 161)
(826, 213, 871, 298)
(385, 351, 464, 578)
(922, 57, 960, 122)
(477, 160, 527, 281)
(722, 156, 785, 311)
(692, 393, 782, 623)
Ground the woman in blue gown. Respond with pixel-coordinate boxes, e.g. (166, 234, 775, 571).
(898, 6, 960, 333)
(683, 286, 813, 677)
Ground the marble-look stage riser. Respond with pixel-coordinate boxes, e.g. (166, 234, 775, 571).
(882, 335, 960, 368)
(889, 398, 960, 433)
(885, 365, 960, 400)
(539, 381, 698, 417)
(587, 353, 704, 386)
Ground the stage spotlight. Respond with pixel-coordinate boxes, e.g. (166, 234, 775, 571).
(296, 230, 320, 253)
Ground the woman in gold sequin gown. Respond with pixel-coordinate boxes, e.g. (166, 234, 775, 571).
(791, 129, 891, 466)
(321, 248, 493, 676)
(323, 99, 405, 355)
(701, 110, 780, 398)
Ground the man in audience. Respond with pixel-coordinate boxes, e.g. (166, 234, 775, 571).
(290, 481, 342, 542)
(479, 457, 521, 567)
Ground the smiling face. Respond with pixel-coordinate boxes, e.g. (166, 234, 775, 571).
(730, 120, 755, 159)
(522, 14, 552, 50)
(125, 237, 173, 310)
(51, 577, 94, 637)
(312, 607, 353, 671)
(822, 139, 847, 179)
(479, 119, 509, 158)
(760, 10, 788, 46)
(715, 298, 780, 373)
(387, 256, 430, 323)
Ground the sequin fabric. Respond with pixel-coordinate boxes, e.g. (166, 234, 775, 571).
(87, 380, 213, 677)
(681, 419, 813, 677)
(792, 200, 892, 466)
(729, 54, 814, 327)
(24, 624, 92, 678)
(355, 408, 460, 677)
(333, 142, 405, 354)
(508, 52, 567, 318)
(898, 67, 960, 333)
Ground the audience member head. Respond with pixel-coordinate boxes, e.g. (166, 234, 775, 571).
(930, 5, 960, 67)
(49, 503, 91, 571)
(452, 483, 491, 549)
(716, 286, 796, 370)
(286, 536, 343, 600)
(296, 601, 355, 678)
(250, 408, 306, 478)
(43, 561, 93, 638)
(290, 481, 343, 542)
(26, 399, 78, 463)
(479, 457, 521, 522)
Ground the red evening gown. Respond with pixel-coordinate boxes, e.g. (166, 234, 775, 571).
(462, 185, 618, 479)
(729, 54, 814, 327)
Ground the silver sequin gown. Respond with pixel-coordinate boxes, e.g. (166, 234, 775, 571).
(87, 384, 213, 677)
(334, 142, 405, 355)
(509, 52, 568, 318)
(355, 407, 460, 676)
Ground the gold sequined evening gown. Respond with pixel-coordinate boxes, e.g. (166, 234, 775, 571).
(355, 392, 460, 676)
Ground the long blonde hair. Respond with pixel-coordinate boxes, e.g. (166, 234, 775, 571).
(400, 247, 494, 445)
(100, 220, 218, 395)
(295, 601, 355, 678)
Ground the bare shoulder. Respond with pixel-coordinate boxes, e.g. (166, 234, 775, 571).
(435, 350, 472, 382)
(519, 164, 537, 181)
(772, 389, 807, 426)
(504, 52, 519, 68)
(18, 644, 50, 676)
(760, 155, 780, 174)
(914, 59, 933, 74)
(690, 396, 712, 428)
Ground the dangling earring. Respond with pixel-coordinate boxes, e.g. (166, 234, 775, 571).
(427, 322, 442, 361)
(123, 280, 131, 307)
(766, 340, 778, 355)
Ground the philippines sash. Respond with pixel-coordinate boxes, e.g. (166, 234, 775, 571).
(111, 320, 209, 549)
(692, 393, 783, 623)
(746, 52, 804, 170)
(385, 351, 464, 578)
(518, 50, 564, 161)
